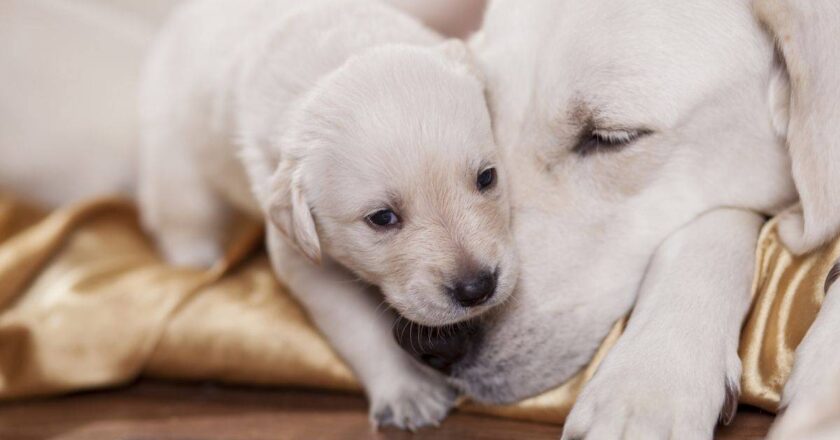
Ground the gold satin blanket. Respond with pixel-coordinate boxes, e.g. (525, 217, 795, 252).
(1, 194, 838, 424)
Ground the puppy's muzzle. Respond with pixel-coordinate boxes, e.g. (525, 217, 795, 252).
(393, 316, 479, 374)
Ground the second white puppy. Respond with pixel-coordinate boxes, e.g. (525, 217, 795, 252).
(138, 0, 518, 428)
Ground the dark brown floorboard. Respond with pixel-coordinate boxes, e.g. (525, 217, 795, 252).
(0, 380, 773, 439)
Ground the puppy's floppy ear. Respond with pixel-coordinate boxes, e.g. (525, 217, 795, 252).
(264, 160, 322, 263)
(754, 0, 840, 254)
(436, 39, 485, 85)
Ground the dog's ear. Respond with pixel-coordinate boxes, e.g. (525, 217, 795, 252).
(437, 39, 485, 85)
(755, 0, 840, 254)
(264, 160, 322, 263)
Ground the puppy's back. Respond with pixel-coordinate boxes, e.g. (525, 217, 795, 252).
(140, 0, 441, 215)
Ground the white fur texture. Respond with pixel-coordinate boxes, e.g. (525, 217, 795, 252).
(754, 3, 840, 436)
(5, 0, 839, 436)
(755, 0, 840, 255)
(137, 0, 517, 429)
(443, 0, 840, 438)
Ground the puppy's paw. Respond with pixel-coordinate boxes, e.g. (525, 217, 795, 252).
(368, 367, 457, 431)
(561, 341, 740, 440)
(155, 233, 223, 268)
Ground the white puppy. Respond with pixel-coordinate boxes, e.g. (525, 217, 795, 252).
(393, 0, 840, 438)
(138, 0, 518, 429)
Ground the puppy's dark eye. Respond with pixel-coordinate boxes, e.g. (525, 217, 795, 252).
(367, 209, 400, 229)
(477, 167, 496, 191)
(573, 128, 651, 157)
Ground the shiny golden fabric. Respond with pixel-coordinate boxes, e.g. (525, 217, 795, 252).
(0, 194, 837, 424)
(738, 216, 840, 412)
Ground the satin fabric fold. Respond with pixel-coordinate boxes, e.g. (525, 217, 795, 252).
(738, 216, 840, 412)
(0, 193, 837, 424)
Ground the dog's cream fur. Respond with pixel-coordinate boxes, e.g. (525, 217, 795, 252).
(138, 0, 518, 429)
(428, 0, 839, 438)
(4, 0, 838, 437)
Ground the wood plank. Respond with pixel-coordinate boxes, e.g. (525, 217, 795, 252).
(0, 380, 773, 439)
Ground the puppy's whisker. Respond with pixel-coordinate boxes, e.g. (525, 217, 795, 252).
(405, 319, 415, 354)
(427, 324, 435, 351)
(409, 320, 418, 354)
(398, 316, 411, 349)
(374, 299, 395, 320)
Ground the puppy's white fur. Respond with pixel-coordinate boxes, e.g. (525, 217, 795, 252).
(442, 0, 840, 438)
(138, 0, 517, 429)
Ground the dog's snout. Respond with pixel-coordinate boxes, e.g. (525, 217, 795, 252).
(451, 269, 497, 307)
(393, 317, 477, 374)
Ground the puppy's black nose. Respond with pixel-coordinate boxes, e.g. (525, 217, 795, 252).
(452, 270, 496, 307)
(393, 317, 478, 374)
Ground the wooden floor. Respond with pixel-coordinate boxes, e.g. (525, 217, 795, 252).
(0, 380, 774, 439)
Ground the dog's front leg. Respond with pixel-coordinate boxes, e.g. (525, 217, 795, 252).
(767, 258, 840, 439)
(265, 228, 456, 430)
(562, 208, 763, 440)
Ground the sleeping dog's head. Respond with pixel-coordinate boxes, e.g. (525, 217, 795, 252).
(258, 42, 518, 326)
(395, 0, 840, 402)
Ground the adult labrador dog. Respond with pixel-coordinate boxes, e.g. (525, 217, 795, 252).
(396, 0, 840, 438)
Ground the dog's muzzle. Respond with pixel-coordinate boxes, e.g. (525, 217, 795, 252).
(392, 315, 480, 374)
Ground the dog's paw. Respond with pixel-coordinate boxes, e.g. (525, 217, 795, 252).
(770, 369, 840, 440)
(767, 391, 840, 440)
(368, 367, 457, 431)
(769, 288, 840, 440)
(561, 341, 740, 440)
(776, 205, 817, 255)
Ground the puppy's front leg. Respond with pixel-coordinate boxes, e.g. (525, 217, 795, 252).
(767, 259, 840, 440)
(563, 209, 763, 440)
(266, 228, 456, 430)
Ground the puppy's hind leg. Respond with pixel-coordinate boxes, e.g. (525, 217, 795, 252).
(768, 259, 840, 440)
(266, 228, 457, 430)
(138, 118, 230, 268)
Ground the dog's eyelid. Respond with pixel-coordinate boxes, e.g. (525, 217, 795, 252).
(592, 128, 635, 140)
(592, 126, 652, 138)
(572, 126, 653, 156)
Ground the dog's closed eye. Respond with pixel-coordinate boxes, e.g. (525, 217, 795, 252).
(573, 127, 652, 157)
